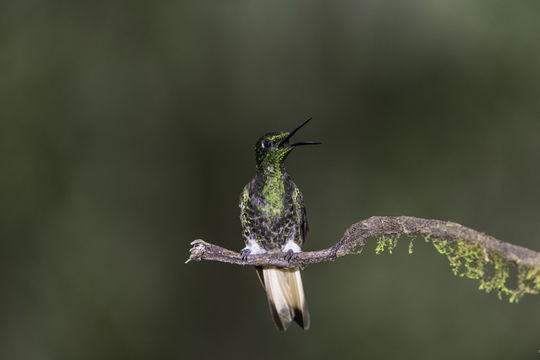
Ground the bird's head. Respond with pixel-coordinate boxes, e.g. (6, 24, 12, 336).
(255, 118, 320, 173)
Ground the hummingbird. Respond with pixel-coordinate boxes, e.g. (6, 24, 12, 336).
(239, 118, 320, 331)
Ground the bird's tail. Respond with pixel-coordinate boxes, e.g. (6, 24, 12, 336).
(256, 266, 310, 331)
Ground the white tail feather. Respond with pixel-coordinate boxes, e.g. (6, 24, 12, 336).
(262, 267, 310, 331)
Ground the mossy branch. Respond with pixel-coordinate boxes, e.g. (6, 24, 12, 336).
(187, 216, 540, 302)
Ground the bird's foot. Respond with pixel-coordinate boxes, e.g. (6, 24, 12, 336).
(241, 239, 266, 262)
(239, 248, 251, 261)
(282, 240, 302, 263)
(284, 249, 298, 262)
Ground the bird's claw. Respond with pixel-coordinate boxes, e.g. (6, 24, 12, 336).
(284, 249, 297, 262)
(240, 249, 251, 261)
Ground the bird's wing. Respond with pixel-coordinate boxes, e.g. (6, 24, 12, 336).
(292, 187, 308, 243)
(239, 185, 252, 242)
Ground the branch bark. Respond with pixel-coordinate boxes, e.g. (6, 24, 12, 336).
(186, 216, 540, 270)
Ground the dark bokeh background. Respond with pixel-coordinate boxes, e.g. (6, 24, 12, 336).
(2, 1, 540, 359)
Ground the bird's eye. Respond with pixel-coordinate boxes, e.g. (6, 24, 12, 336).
(262, 140, 273, 148)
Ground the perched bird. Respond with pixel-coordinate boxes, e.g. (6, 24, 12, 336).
(239, 118, 320, 331)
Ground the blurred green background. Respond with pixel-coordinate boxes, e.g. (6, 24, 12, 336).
(2, 0, 540, 359)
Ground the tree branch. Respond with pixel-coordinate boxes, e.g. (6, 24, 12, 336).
(186, 216, 540, 269)
(187, 216, 540, 301)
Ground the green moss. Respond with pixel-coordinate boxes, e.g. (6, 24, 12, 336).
(375, 235, 540, 302)
(510, 266, 540, 303)
(431, 238, 540, 302)
(431, 239, 486, 279)
(375, 236, 397, 255)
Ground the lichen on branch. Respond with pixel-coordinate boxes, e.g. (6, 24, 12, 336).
(187, 216, 540, 302)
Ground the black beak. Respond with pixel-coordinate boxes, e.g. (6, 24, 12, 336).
(280, 117, 321, 147)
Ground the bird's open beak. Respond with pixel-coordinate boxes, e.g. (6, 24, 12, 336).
(280, 117, 321, 147)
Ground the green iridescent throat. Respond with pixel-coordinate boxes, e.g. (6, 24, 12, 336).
(256, 133, 292, 217)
